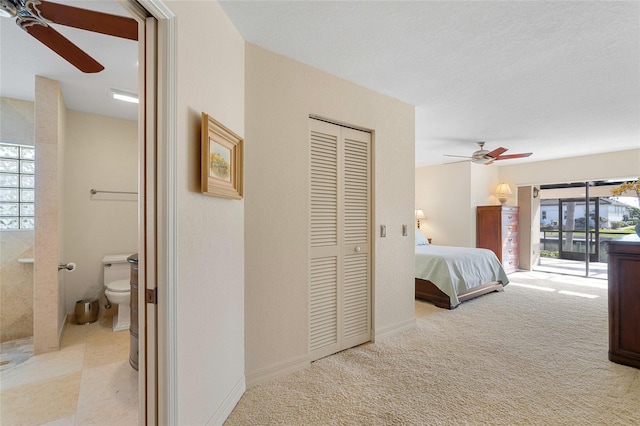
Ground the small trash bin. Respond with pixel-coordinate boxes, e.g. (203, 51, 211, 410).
(75, 299, 99, 324)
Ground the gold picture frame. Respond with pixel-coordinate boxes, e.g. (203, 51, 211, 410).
(201, 112, 244, 199)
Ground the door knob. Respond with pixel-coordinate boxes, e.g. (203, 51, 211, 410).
(355, 246, 361, 252)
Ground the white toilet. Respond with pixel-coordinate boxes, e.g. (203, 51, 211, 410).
(103, 254, 132, 332)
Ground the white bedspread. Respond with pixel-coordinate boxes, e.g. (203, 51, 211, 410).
(415, 245, 509, 307)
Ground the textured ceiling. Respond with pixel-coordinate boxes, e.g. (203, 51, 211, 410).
(1, 1, 638, 167)
(220, 1, 639, 167)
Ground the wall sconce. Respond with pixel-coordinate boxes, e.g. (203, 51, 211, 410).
(415, 209, 426, 228)
(495, 183, 512, 205)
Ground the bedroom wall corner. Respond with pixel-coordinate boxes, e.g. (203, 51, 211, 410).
(470, 164, 499, 242)
(415, 162, 473, 247)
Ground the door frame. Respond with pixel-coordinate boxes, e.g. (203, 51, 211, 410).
(120, 1, 177, 424)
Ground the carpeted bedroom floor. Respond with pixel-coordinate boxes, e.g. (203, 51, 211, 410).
(225, 271, 640, 425)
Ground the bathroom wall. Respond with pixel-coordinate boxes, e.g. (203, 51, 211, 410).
(63, 111, 138, 315)
(0, 97, 35, 343)
(34, 76, 65, 354)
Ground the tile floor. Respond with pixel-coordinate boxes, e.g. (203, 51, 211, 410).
(0, 317, 138, 426)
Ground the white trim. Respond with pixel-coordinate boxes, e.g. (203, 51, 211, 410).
(205, 376, 246, 426)
(245, 354, 310, 388)
(136, 1, 178, 424)
(373, 317, 416, 342)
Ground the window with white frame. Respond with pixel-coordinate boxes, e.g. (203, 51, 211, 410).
(0, 143, 35, 230)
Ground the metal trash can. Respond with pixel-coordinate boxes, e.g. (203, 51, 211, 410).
(75, 299, 99, 324)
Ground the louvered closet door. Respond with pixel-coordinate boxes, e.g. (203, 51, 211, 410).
(309, 119, 371, 362)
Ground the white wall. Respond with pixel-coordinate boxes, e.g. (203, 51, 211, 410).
(63, 111, 138, 314)
(167, 1, 246, 424)
(244, 44, 416, 386)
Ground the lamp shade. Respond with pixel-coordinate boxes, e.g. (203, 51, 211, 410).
(415, 209, 426, 220)
(495, 183, 512, 195)
(496, 183, 512, 205)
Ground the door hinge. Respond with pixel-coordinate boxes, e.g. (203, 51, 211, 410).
(145, 288, 157, 304)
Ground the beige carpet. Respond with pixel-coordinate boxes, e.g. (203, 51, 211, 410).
(226, 271, 640, 425)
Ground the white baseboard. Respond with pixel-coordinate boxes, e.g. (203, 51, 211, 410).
(245, 354, 310, 388)
(206, 375, 246, 426)
(373, 317, 416, 342)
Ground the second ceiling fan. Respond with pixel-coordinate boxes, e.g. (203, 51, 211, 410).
(445, 142, 532, 165)
(0, 0, 138, 73)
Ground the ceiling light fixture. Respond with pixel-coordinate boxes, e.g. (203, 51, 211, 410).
(0, 0, 17, 18)
(108, 87, 139, 104)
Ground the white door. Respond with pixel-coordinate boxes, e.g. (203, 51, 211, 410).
(309, 118, 371, 362)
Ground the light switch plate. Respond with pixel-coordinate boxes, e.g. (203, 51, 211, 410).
(402, 224, 408, 236)
(381, 225, 386, 237)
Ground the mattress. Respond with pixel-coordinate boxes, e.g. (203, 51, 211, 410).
(415, 244, 509, 306)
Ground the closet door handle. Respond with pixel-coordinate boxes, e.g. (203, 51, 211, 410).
(355, 246, 361, 252)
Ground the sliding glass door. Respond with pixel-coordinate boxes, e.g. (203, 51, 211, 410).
(538, 180, 639, 279)
(558, 198, 599, 264)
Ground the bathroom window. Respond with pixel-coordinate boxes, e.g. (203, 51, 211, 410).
(0, 143, 35, 230)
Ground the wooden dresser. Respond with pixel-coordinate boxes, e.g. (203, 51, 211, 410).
(476, 205, 519, 274)
(607, 241, 640, 369)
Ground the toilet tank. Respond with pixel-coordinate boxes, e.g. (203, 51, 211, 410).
(102, 254, 133, 284)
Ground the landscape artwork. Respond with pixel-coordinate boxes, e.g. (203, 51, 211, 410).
(201, 112, 244, 199)
(209, 139, 232, 182)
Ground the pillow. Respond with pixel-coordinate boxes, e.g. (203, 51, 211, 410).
(415, 229, 429, 246)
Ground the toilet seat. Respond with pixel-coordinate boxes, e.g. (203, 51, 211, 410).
(106, 279, 130, 292)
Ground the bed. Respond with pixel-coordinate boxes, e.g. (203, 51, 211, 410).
(415, 230, 509, 309)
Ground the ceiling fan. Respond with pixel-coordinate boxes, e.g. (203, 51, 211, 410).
(0, 0, 138, 73)
(444, 142, 532, 165)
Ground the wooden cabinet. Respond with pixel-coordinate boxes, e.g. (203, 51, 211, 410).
(607, 241, 640, 369)
(476, 205, 519, 274)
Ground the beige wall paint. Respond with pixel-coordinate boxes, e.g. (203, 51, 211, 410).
(415, 162, 497, 247)
(498, 149, 640, 188)
(63, 111, 138, 314)
(470, 164, 500, 243)
(1, 97, 34, 144)
(34, 76, 63, 354)
(244, 44, 415, 385)
(166, 1, 246, 424)
(57, 91, 67, 335)
(0, 98, 35, 342)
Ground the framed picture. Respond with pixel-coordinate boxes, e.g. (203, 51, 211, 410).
(201, 112, 244, 199)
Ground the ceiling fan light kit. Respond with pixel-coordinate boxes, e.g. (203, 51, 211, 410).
(1, 0, 138, 73)
(0, 0, 17, 18)
(444, 141, 532, 165)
